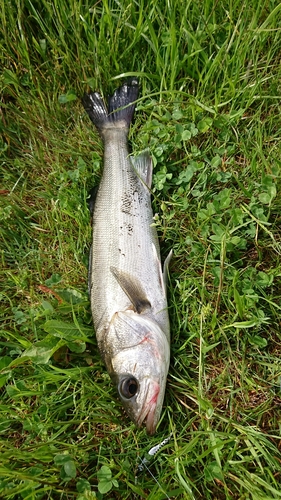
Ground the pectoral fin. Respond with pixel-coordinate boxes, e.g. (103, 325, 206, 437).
(110, 267, 151, 314)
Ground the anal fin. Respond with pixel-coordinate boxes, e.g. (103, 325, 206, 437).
(130, 151, 153, 189)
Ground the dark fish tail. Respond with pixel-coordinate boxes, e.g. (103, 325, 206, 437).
(82, 78, 139, 134)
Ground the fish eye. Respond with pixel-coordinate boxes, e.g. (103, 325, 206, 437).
(119, 377, 138, 399)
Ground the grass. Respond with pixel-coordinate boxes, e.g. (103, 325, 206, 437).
(1, 0, 281, 498)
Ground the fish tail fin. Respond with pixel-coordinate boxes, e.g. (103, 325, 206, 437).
(82, 78, 139, 134)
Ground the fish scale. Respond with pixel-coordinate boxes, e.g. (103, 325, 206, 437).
(91, 133, 156, 322)
(83, 79, 171, 434)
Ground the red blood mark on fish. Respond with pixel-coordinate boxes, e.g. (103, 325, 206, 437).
(139, 334, 161, 359)
(148, 382, 160, 405)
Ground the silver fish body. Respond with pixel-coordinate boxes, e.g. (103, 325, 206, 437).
(83, 79, 171, 434)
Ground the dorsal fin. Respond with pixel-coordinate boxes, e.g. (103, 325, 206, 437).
(87, 186, 99, 216)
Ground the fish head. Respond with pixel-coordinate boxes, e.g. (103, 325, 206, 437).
(104, 310, 170, 434)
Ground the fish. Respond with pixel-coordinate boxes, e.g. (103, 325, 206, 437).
(82, 79, 171, 434)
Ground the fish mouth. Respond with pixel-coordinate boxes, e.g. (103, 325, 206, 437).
(137, 381, 160, 435)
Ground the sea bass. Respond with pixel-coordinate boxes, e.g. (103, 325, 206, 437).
(82, 79, 171, 434)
